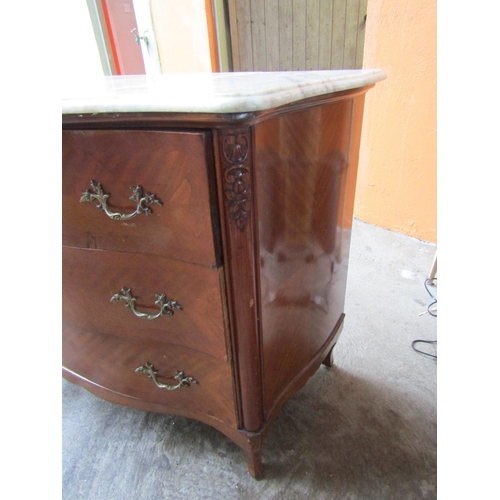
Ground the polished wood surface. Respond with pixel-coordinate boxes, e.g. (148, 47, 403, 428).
(62, 329, 237, 427)
(62, 87, 372, 479)
(63, 246, 228, 361)
(213, 128, 263, 432)
(253, 98, 358, 415)
(62, 129, 219, 268)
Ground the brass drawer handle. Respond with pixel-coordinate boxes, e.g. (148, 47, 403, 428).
(80, 180, 162, 220)
(111, 287, 182, 320)
(135, 361, 198, 390)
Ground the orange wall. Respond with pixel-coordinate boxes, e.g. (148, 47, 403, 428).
(356, 0, 437, 243)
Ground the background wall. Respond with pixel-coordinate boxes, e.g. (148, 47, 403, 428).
(356, 0, 437, 243)
(151, 0, 212, 73)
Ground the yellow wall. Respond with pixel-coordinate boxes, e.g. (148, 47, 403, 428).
(356, 0, 437, 243)
(151, 0, 212, 73)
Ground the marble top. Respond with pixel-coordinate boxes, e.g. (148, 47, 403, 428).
(62, 70, 385, 115)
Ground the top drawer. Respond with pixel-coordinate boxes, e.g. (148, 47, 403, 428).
(62, 129, 219, 268)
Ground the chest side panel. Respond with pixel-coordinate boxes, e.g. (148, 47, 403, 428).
(253, 98, 359, 415)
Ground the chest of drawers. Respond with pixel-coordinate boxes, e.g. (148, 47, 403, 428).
(62, 70, 385, 478)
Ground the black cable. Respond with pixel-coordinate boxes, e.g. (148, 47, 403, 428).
(412, 278, 437, 359)
(424, 277, 437, 317)
(411, 339, 437, 359)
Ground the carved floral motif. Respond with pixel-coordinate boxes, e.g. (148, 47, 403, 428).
(224, 166, 251, 230)
(221, 133, 251, 230)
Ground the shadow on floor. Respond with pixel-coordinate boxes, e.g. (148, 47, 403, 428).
(63, 362, 436, 500)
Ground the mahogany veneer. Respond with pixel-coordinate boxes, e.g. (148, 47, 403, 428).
(63, 84, 373, 479)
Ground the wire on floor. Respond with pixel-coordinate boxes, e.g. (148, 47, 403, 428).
(424, 277, 437, 317)
(411, 339, 437, 359)
(412, 278, 437, 359)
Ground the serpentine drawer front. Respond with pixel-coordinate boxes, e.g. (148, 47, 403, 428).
(62, 246, 228, 361)
(62, 129, 219, 268)
(62, 328, 237, 427)
(62, 70, 385, 479)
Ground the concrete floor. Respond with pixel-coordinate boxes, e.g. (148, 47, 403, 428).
(62, 218, 437, 499)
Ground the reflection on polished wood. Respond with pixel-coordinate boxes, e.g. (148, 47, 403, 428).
(254, 97, 365, 415)
(63, 84, 374, 479)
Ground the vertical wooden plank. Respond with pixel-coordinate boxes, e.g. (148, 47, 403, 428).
(250, 0, 267, 71)
(265, 0, 280, 70)
(355, 0, 368, 68)
(226, 0, 367, 72)
(227, 0, 241, 70)
(344, 0, 361, 68)
(318, 0, 333, 69)
(305, 0, 321, 70)
(292, 0, 307, 69)
(233, 0, 253, 70)
(279, 0, 294, 70)
(331, 0, 347, 68)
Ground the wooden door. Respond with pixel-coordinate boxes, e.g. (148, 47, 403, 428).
(227, 0, 368, 71)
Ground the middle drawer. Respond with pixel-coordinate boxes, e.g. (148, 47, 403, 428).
(62, 246, 229, 361)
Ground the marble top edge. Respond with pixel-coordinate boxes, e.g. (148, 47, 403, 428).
(62, 69, 386, 115)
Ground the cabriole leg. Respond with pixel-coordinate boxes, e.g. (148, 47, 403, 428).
(322, 343, 337, 367)
(245, 447, 263, 479)
(241, 433, 263, 479)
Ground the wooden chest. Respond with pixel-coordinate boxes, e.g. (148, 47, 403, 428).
(62, 70, 384, 478)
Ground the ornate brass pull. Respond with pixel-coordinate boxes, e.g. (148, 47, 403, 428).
(111, 287, 182, 320)
(135, 362, 198, 390)
(80, 180, 162, 220)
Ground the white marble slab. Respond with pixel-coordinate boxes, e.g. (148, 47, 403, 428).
(62, 70, 386, 115)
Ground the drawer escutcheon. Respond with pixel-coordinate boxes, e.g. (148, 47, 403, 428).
(135, 361, 198, 390)
(111, 287, 182, 320)
(80, 180, 162, 221)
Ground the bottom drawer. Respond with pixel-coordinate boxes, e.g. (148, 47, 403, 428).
(62, 328, 238, 427)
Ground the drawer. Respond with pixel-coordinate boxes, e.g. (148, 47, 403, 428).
(62, 328, 237, 427)
(62, 129, 219, 268)
(62, 246, 229, 361)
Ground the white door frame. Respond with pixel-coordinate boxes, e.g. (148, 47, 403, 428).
(131, 0, 162, 75)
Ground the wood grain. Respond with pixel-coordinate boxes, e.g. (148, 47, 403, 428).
(213, 128, 263, 432)
(318, 0, 334, 69)
(278, 0, 294, 70)
(63, 247, 228, 361)
(253, 97, 357, 415)
(226, 0, 368, 71)
(292, 0, 307, 70)
(62, 329, 237, 427)
(62, 85, 373, 478)
(305, 0, 320, 70)
(344, 0, 362, 69)
(250, 0, 267, 71)
(355, 0, 368, 68)
(265, 0, 280, 70)
(62, 129, 219, 268)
